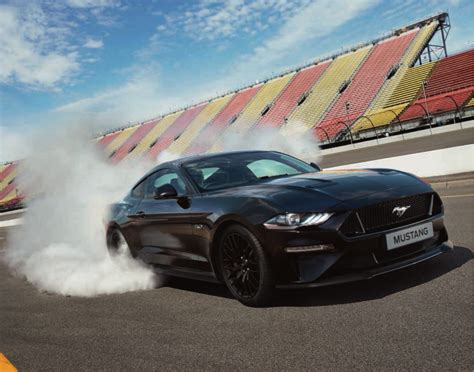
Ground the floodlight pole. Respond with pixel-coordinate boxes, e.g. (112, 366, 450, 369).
(345, 101, 353, 146)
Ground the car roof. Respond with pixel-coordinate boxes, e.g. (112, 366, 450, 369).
(147, 150, 280, 174)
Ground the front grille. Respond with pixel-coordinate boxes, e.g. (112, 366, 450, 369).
(341, 193, 439, 237)
(340, 213, 363, 235)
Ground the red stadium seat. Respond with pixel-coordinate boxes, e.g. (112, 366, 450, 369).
(399, 86, 474, 121)
(258, 61, 330, 128)
(184, 85, 261, 156)
(147, 104, 206, 160)
(316, 30, 418, 139)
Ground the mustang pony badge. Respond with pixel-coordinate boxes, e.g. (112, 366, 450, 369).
(392, 205, 411, 217)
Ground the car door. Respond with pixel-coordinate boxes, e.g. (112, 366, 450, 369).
(131, 168, 210, 272)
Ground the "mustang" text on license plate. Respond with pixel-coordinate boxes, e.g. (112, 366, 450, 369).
(385, 222, 434, 250)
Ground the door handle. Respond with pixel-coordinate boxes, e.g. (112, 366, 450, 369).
(136, 211, 146, 218)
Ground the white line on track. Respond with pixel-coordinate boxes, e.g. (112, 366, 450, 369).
(441, 193, 474, 199)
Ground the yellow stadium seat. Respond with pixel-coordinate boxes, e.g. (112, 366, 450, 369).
(0, 165, 19, 204)
(0, 166, 17, 193)
(125, 111, 183, 159)
(0, 188, 18, 204)
(353, 61, 436, 133)
(228, 74, 294, 134)
(354, 25, 439, 135)
(383, 62, 436, 107)
(165, 95, 233, 156)
(103, 126, 139, 158)
(208, 74, 294, 152)
(351, 103, 406, 132)
(287, 46, 372, 130)
(368, 22, 438, 110)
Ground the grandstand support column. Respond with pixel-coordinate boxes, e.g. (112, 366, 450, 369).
(439, 14, 450, 57)
(344, 102, 353, 146)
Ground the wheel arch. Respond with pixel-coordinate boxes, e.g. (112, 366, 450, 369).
(209, 217, 259, 281)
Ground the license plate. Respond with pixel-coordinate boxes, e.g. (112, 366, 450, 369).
(386, 222, 434, 250)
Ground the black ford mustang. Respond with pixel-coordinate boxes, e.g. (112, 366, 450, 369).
(105, 150, 452, 306)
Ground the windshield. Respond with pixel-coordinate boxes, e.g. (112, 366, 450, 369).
(183, 152, 317, 191)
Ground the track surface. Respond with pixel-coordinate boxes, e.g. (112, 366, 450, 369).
(0, 185, 473, 370)
(320, 127, 474, 167)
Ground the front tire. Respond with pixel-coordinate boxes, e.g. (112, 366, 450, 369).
(217, 225, 275, 307)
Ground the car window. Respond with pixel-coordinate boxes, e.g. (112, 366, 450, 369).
(247, 159, 300, 178)
(202, 167, 219, 180)
(184, 151, 316, 191)
(131, 180, 146, 198)
(144, 169, 187, 199)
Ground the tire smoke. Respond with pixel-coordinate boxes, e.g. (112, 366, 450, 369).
(158, 123, 321, 163)
(4, 124, 157, 296)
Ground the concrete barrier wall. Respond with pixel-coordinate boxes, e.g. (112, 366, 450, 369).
(321, 120, 474, 156)
(327, 144, 474, 177)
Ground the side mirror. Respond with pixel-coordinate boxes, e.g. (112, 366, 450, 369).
(310, 162, 321, 171)
(154, 184, 178, 199)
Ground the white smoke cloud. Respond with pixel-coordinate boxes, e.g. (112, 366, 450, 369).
(4, 123, 157, 296)
(217, 124, 321, 163)
(158, 123, 321, 164)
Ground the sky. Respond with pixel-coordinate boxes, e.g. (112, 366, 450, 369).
(0, 0, 473, 151)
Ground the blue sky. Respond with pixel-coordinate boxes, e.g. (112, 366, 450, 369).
(0, 0, 473, 142)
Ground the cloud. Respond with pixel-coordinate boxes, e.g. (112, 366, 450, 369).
(160, 0, 312, 41)
(83, 38, 104, 48)
(209, 0, 377, 88)
(65, 0, 120, 8)
(54, 0, 379, 133)
(250, 0, 377, 65)
(0, 125, 33, 162)
(446, 24, 474, 53)
(52, 63, 196, 131)
(0, 5, 79, 89)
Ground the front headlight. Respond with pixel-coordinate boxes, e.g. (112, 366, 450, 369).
(264, 213, 333, 230)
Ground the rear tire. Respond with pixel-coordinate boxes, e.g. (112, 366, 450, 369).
(217, 224, 275, 307)
(107, 228, 135, 257)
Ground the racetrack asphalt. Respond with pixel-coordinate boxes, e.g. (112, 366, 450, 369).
(0, 185, 472, 371)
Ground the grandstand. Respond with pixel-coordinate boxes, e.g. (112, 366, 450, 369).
(315, 30, 418, 139)
(0, 162, 21, 211)
(184, 85, 261, 155)
(398, 49, 474, 122)
(1, 12, 473, 210)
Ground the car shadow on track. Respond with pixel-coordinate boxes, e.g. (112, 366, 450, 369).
(165, 246, 473, 307)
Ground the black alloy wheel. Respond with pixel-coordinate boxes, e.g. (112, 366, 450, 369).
(218, 225, 275, 307)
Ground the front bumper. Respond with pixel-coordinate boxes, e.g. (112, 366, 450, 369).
(260, 213, 451, 286)
(276, 240, 453, 289)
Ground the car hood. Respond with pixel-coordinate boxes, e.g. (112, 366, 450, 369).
(213, 169, 431, 212)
